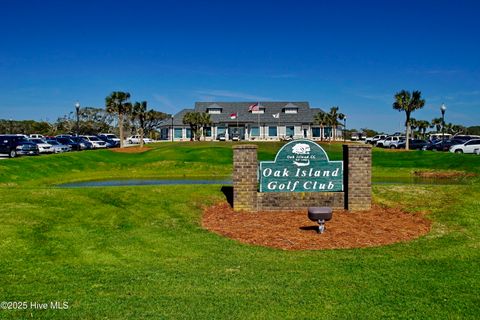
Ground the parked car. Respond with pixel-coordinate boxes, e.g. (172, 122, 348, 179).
(97, 135, 120, 148)
(217, 133, 226, 141)
(46, 140, 71, 153)
(16, 141, 40, 156)
(423, 138, 464, 151)
(29, 138, 54, 154)
(396, 139, 428, 150)
(69, 136, 93, 150)
(351, 133, 366, 141)
(55, 137, 82, 151)
(366, 134, 387, 145)
(127, 135, 153, 144)
(449, 139, 480, 154)
(98, 133, 120, 143)
(0, 135, 39, 157)
(80, 136, 107, 149)
(379, 136, 405, 148)
(451, 135, 480, 142)
(29, 134, 45, 139)
(56, 134, 74, 139)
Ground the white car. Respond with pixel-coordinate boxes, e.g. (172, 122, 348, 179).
(367, 134, 387, 145)
(29, 138, 53, 154)
(379, 136, 405, 148)
(449, 139, 480, 154)
(127, 135, 153, 144)
(29, 134, 45, 139)
(81, 136, 107, 149)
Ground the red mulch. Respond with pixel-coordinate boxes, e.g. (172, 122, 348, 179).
(202, 203, 431, 250)
(110, 146, 152, 153)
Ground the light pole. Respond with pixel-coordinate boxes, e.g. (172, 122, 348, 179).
(441, 103, 446, 143)
(75, 101, 80, 136)
(343, 115, 347, 142)
(171, 115, 174, 142)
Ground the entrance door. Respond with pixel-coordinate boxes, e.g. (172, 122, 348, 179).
(303, 129, 308, 138)
(229, 125, 245, 140)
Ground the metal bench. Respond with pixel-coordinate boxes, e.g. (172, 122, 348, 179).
(308, 207, 333, 234)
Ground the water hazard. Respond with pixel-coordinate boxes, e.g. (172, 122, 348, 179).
(57, 176, 471, 188)
(59, 178, 233, 188)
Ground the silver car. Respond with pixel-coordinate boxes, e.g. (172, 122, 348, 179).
(46, 140, 71, 153)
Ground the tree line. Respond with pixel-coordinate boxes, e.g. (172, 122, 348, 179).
(0, 91, 170, 148)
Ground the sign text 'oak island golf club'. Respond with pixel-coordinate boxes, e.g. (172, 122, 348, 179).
(259, 140, 343, 192)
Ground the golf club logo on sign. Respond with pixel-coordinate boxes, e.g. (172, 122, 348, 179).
(259, 139, 343, 192)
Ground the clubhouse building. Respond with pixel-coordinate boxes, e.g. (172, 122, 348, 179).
(159, 101, 342, 141)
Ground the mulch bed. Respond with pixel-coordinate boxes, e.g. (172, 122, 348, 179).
(202, 203, 431, 250)
(413, 170, 476, 179)
(110, 146, 152, 153)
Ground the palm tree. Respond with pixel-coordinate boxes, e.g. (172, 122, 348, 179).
(198, 112, 212, 141)
(131, 101, 147, 147)
(327, 107, 342, 141)
(313, 112, 328, 140)
(430, 118, 443, 132)
(182, 112, 201, 141)
(409, 118, 418, 138)
(415, 120, 430, 139)
(393, 90, 425, 150)
(106, 91, 131, 148)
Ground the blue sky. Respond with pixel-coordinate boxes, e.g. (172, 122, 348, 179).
(0, 0, 479, 132)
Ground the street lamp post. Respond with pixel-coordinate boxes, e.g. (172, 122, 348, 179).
(441, 103, 446, 143)
(75, 101, 80, 136)
(171, 116, 174, 142)
(343, 116, 347, 142)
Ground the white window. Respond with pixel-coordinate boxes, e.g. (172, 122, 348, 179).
(284, 108, 298, 114)
(251, 108, 265, 114)
(207, 108, 222, 114)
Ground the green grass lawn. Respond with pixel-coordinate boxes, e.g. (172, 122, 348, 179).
(0, 142, 479, 319)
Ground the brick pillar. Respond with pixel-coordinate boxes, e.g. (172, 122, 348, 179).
(343, 144, 372, 211)
(233, 145, 258, 211)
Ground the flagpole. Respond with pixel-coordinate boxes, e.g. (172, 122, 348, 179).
(258, 101, 261, 140)
(278, 114, 280, 139)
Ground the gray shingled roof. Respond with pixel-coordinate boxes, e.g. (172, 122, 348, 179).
(161, 102, 324, 126)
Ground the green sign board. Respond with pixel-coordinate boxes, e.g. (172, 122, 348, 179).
(259, 139, 343, 192)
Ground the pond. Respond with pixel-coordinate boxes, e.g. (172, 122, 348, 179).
(57, 176, 471, 188)
(59, 178, 233, 188)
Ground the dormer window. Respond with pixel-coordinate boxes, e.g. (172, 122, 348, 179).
(284, 108, 298, 114)
(251, 108, 265, 114)
(207, 108, 222, 114)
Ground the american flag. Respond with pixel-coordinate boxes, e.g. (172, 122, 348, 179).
(229, 113, 237, 120)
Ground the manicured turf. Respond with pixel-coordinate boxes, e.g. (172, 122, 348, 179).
(0, 142, 479, 319)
